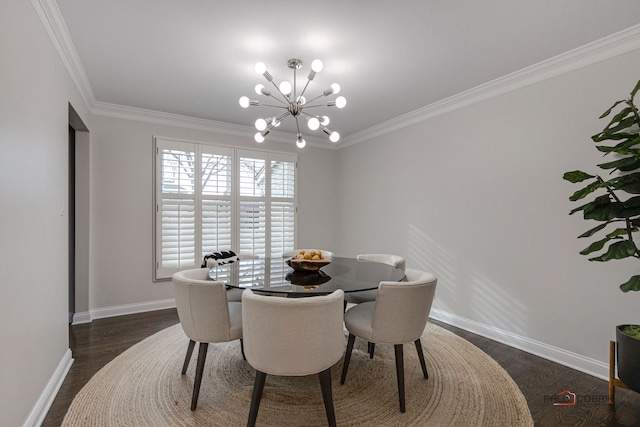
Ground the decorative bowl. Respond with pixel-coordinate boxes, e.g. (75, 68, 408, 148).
(285, 270, 331, 287)
(286, 258, 332, 271)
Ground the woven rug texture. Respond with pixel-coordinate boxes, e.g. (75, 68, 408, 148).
(62, 322, 533, 426)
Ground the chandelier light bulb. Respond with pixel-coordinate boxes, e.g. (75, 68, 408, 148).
(330, 83, 341, 94)
(255, 84, 265, 95)
(308, 117, 320, 130)
(296, 136, 306, 148)
(255, 118, 267, 131)
(239, 96, 250, 108)
(311, 59, 324, 73)
(330, 131, 340, 143)
(255, 62, 267, 75)
(297, 96, 306, 105)
(320, 116, 330, 126)
(254, 132, 265, 143)
(335, 96, 347, 109)
(279, 81, 292, 95)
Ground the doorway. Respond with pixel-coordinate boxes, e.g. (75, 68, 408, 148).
(68, 104, 89, 324)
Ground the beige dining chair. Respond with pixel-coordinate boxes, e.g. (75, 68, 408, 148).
(281, 249, 335, 259)
(242, 289, 345, 427)
(223, 253, 259, 302)
(172, 268, 243, 410)
(344, 253, 407, 305)
(340, 268, 437, 413)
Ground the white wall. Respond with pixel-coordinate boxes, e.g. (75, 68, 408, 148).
(336, 49, 640, 376)
(86, 115, 339, 312)
(0, 1, 91, 425)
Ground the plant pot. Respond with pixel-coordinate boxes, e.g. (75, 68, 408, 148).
(616, 324, 640, 393)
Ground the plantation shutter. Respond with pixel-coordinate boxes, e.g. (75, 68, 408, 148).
(238, 151, 267, 257)
(154, 138, 296, 280)
(155, 140, 197, 278)
(270, 155, 296, 257)
(201, 146, 233, 257)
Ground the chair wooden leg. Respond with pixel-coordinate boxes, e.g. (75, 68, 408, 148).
(318, 368, 337, 427)
(415, 339, 428, 379)
(341, 334, 356, 385)
(369, 342, 375, 359)
(247, 371, 267, 427)
(182, 339, 196, 375)
(394, 344, 405, 413)
(191, 342, 209, 411)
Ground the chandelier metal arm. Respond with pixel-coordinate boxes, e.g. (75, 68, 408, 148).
(300, 103, 334, 109)
(260, 103, 288, 109)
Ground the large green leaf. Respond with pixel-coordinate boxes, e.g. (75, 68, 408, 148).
(603, 107, 633, 132)
(569, 180, 603, 201)
(588, 240, 637, 261)
(604, 107, 633, 130)
(580, 236, 620, 255)
(597, 156, 640, 170)
(563, 170, 595, 183)
(583, 199, 621, 221)
(593, 132, 637, 143)
(618, 158, 640, 172)
(602, 173, 640, 194)
(577, 222, 609, 237)
(621, 275, 640, 292)
(599, 100, 626, 118)
(606, 227, 636, 238)
(615, 173, 640, 194)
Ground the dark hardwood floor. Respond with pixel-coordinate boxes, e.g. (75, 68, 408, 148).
(42, 309, 640, 426)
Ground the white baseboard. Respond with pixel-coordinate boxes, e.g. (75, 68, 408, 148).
(430, 308, 608, 381)
(23, 349, 73, 427)
(71, 299, 177, 325)
(72, 311, 91, 325)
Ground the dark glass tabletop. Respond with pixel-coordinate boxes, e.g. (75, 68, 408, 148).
(208, 257, 406, 295)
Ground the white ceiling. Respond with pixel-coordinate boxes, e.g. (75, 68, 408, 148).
(55, 0, 640, 145)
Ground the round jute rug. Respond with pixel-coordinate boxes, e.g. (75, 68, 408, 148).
(62, 323, 533, 426)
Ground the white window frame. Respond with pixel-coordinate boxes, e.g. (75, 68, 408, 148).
(153, 136, 297, 280)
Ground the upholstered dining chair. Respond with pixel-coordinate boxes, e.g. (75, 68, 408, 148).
(172, 268, 243, 411)
(224, 253, 259, 302)
(340, 268, 437, 413)
(344, 253, 407, 305)
(281, 249, 335, 259)
(242, 289, 345, 427)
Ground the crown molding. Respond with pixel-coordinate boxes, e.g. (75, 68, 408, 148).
(31, 0, 96, 110)
(92, 102, 337, 149)
(35, 1, 639, 151)
(341, 23, 640, 148)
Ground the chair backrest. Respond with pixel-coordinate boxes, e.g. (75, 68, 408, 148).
(356, 253, 406, 271)
(242, 289, 345, 376)
(172, 268, 234, 343)
(281, 249, 335, 259)
(371, 268, 437, 344)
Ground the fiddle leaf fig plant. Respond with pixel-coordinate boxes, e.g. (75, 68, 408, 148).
(563, 79, 640, 292)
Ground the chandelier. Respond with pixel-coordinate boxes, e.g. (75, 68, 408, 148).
(239, 58, 346, 148)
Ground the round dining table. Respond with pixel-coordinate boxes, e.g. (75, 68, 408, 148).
(208, 256, 406, 296)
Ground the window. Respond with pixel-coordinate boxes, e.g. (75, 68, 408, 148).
(154, 138, 297, 280)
